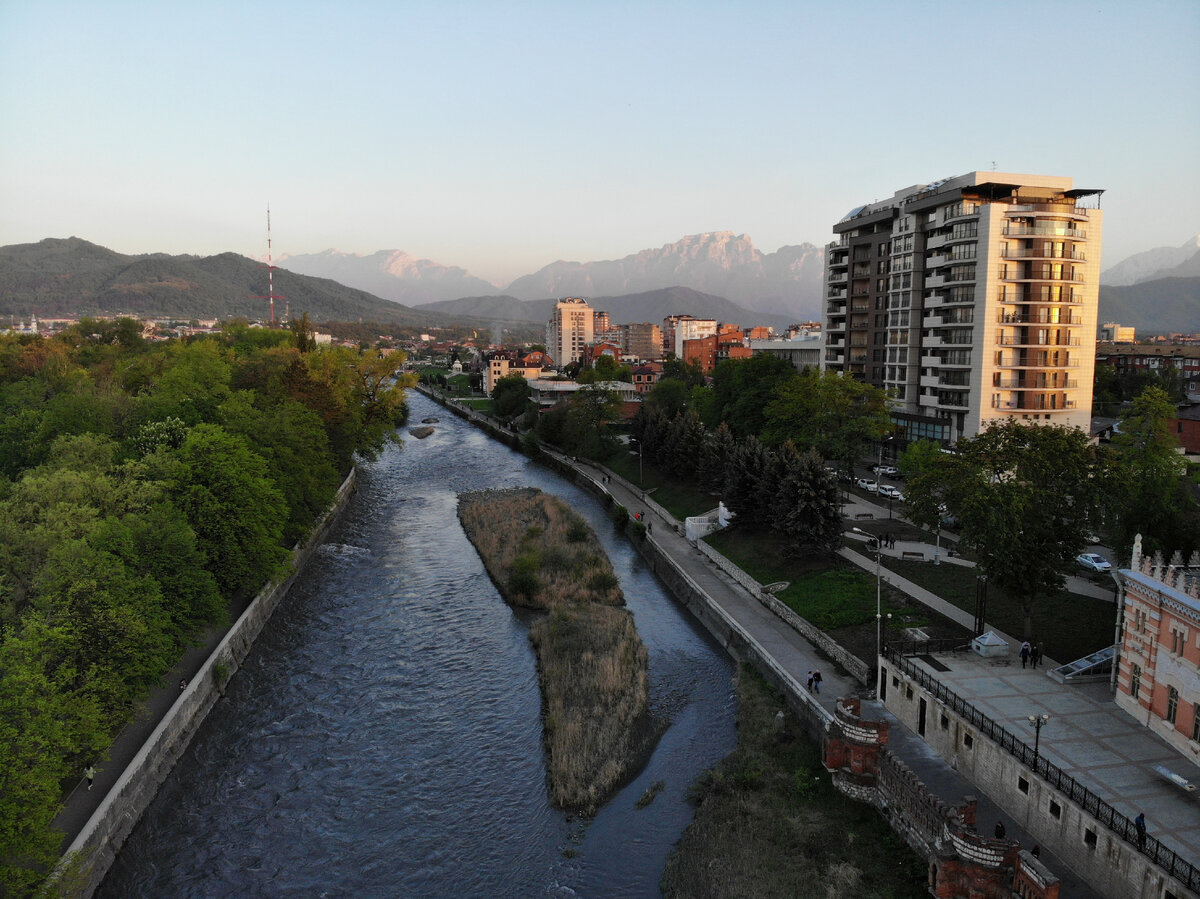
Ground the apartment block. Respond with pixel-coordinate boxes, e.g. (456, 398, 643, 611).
(823, 172, 1103, 445)
(546, 297, 594, 366)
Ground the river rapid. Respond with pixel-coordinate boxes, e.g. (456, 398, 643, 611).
(98, 391, 736, 898)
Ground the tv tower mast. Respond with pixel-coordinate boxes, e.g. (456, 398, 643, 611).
(252, 205, 285, 324)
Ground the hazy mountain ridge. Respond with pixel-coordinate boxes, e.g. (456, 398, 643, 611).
(1101, 235, 1200, 286)
(278, 248, 498, 305)
(504, 232, 825, 318)
(280, 232, 826, 320)
(1098, 276, 1200, 335)
(420, 286, 797, 331)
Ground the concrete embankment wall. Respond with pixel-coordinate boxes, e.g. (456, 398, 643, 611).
(880, 663, 1197, 899)
(57, 470, 358, 898)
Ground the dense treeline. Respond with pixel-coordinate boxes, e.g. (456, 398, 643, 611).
(0, 318, 413, 893)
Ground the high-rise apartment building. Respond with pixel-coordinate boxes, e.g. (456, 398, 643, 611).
(546, 297, 594, 366)
(823, 172, 1103, 445)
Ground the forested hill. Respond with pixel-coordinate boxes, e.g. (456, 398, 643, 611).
(0, 237, 457, 326)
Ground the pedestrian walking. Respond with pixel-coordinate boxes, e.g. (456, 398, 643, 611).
(1029, 643, 1041, 669)
(1019, 641, 1031, 668)
(1031, 845, 1041, 859)
(1135, 812, 1147, 850)
(994, 820, 1006, 840)
(646, 521, 652, 535)
(812, 671, 822, 694)
(85, 765, 95, 790)
(806, 671, 814, 692)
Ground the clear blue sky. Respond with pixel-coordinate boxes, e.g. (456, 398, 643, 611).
(2, 0, 1197, 286)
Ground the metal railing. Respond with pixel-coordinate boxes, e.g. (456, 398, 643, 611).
(883, 645, 1199, 891)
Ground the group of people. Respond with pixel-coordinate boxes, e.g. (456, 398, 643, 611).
(806, 670, 822, 694)
(1018, 640, 1044, 669)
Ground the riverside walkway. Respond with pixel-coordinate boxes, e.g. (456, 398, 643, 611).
(562, 452, 1103, 898)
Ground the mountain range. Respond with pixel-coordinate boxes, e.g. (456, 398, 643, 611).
(280, 232, 827, 320)
(1099, 235, 1200, 286)
(417, 286, 797, 331)
(2, 232, 1197, 337)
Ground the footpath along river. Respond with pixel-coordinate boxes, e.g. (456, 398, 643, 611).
(98, 391, 736, 898)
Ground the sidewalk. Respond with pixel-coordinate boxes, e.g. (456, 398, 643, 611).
(51, 594, 254, 849)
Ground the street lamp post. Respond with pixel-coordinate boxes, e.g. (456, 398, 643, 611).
(1028, 713, 1050, 760)
(853, 528, 883, 684)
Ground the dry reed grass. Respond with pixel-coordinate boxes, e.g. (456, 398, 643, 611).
(458, 488, 648, 813)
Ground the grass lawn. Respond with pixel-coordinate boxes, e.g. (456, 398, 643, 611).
(704, 527, 966, 670)
(459, 397, 492, 413)
(661, 666, 927, 898)
(602, 452, 716, 521)
(880, 558, 1117, 665)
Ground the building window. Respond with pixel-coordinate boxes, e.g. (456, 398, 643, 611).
(1130, 663, 1141, 699)
(1167, 686, 1179, 724)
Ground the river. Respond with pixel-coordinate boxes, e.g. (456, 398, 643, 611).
(98, 391, 736, 898)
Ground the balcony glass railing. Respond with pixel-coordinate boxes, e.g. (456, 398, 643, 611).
(996, 336, 1081, 347)
(1003, 225, 1087, 239)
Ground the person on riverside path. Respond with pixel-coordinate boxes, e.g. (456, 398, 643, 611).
(1135, 812, 1147, 850)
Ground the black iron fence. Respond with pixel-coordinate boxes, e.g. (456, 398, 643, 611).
(883, 645, 1199, 892)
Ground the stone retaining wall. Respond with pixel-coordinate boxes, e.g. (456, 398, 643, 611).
(56, 470, 358, 898)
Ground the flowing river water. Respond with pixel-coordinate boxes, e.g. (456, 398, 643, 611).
(98, 391, 736, 898)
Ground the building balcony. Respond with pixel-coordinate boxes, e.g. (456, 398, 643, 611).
(1004, 204, 1091, 221)
(996, 336, 1081, 347)
(996, 312, 1082, 325)
(1000, 272, 1084, 284)
(1001, 248, 1086, 261)
(994, 357, 1081, 369)
(926, 253, 949, 268)
(828, 270, 848, 283)
(998, 288, 1085, 304)
(828, 287, 847, 300)
(993, 377, 1079, 389)
(852, 265, 872, 278)
(1003, 224, 1087, 239)
(925, 232, 949, 250)
(992, 396, 1078, 411)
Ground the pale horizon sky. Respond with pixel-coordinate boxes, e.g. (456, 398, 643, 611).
(2, 1, 1198, 287)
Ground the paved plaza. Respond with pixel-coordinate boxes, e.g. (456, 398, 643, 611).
(908, 649, 1200, 866)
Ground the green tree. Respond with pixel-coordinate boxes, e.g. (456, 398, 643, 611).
(770, 441, 842, 555)
(703, 354, 798, 437)
(898, 438, 946, 536)
(1101, 386, 1199, 557)
(644, 377, 691, 419)
(940, 420, 1098, 640)
(763, 369, 893, 471)
(167, 424, 290, 598)
(491, 374, 532, 420)
(563, 386, 622, 459)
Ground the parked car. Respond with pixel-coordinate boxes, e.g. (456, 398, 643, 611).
(856, 478, 878, 492)
(873, 464, 899, 477)
(1075, 553, 1111, 573)
(878, 484, 902, 499)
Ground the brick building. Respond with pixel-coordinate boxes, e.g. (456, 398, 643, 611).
(682, 326, 751, 373)
(1114, 537, 1200, 764)
(1095, 343, 1200, 403)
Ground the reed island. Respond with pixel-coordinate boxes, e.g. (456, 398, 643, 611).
(457, 487, 649, 814)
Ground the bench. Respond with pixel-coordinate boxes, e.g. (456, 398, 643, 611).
(854, 512, 874, 520)
(901, 550, 925, 561)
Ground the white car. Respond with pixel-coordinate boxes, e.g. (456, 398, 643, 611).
(873, 465, 899, 478)
(878, 485, 902, 499)
(1075, 553, 1111, 573)
(856, 478, 878, 492)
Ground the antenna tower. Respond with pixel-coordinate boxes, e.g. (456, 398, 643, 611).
(251, 205, 285, 324)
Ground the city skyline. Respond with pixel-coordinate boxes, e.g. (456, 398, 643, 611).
(2, 1, 1198, 287)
